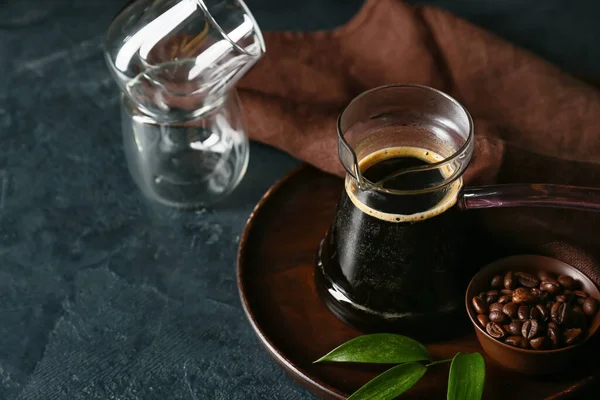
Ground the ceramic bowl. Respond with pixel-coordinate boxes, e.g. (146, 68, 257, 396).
(465, 254, 600, 375)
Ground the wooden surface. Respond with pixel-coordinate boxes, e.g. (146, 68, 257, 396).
(237, 164, 600, 399)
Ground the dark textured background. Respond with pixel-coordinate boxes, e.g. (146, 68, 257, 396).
(1, 0, 599, 399)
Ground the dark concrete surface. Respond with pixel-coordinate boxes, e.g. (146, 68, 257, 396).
(0, 0, 599, 399)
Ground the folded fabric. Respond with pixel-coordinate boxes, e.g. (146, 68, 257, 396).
(237, 0, 600, 284)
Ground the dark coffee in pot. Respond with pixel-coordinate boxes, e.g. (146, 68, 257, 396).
(351, 146, 452, 215)
(315, 145, 474, 338)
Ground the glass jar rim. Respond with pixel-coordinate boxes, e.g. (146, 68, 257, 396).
(337, 83, 475, 195)
(196, 0, 266, 57)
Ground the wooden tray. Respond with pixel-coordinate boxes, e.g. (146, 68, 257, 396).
(237, 164, 600, 399)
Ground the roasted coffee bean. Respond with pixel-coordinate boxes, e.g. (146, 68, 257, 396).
(548, 321, 559, 330)
(548, 325, 561, 348)
(535, 304, 550, 322)
(551, 302, 562, 322)
(516, 272, 540, 288)
(472, 296, 488, 314)
(583, 297, 599, 317)
(558, 275, 577, 290)
(477, 314, 489, 327)
(522, 319, 541, 339)
(563, 328, 583, 346)
(486, 322, 506, 339)
(574, 290, 588, 300)
(540, 279, 562, 295)
(530, 336, 549, 350)
(538, 270, 555, 281)
(530, 306, 541, 321)
(485, 290, 500, 304)
(546, 301, 555, 311)
(574, 291, 588, 306)
(500, 289, 513, 296)
(505, 336, 529, 349)
(551, 301, 570, 325)
(489, 303, 504, 313)
(504, 271, 516, 290)
(508, 321, 523, 336)
(557, 293, 575, 303)
(555, 295, 566, 303)
(490, 311, 509, 324)
(498, 295, 512, 305)
(486, 295, 499, 305)
(491, 274, 504, 289)
(518, 305, 530, 321)
(503, 302, 519, 319)
(530, 287, 549, 302)
(563, 289, 573, 297)
(513, 287, 537, 304)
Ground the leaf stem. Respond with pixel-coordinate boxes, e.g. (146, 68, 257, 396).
(426, 359, 452, 367)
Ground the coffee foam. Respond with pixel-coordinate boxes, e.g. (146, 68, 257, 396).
(345, 146, 462, 223)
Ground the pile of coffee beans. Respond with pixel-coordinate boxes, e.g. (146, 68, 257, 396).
(472, 270, 599, 350)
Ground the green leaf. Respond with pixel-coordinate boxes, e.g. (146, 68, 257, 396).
(314, 334, 430, 364)
(348, 362, 427, 400)
(447, 352, 486, 400)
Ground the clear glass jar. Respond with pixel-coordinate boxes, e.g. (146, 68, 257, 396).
(104, 0, 264, 207)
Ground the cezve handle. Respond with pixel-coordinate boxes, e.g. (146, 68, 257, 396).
(457, 184, 600, 212)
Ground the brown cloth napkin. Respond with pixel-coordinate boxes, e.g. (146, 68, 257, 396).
(237, 0, 600, 284)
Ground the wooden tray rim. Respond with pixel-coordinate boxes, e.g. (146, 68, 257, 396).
(237, 164, 346, 399)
